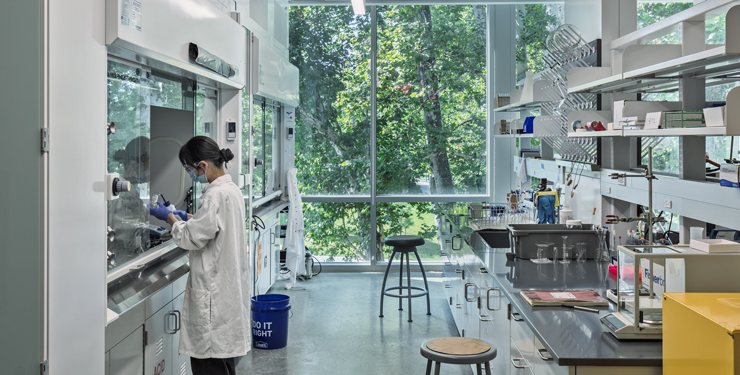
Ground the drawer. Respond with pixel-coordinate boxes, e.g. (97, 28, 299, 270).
(532, 336, 568, 375)
(510, 307, 536, 369)
(511, 337, 534, 375)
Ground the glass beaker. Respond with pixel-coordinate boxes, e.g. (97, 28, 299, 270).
(561, 245, 573, 264)
(536, 243, 551, 262)
(595, 227, 609, 262)
(576, 242, 587, 262)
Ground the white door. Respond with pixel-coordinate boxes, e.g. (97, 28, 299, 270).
(171, 292, 192, 375)
(145, 302, 174, 375)
(110, 326, 144, 375)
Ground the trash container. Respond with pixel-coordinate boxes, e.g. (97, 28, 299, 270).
(251, 294, 291, 349)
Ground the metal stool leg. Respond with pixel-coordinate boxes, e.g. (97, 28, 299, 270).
(413, 250, 431, 315)
(476, 363, 483, 375)
(379, 251, 397, 318)
(406, 252, 412, 322)
(434, 361, 441, 375)
(425, 360, 432, 375)
(398, 251, 404, 311)
(485, 361, 491, 375)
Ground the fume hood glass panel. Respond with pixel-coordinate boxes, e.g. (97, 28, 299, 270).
(303, 202, 370, 263)
(106, 59, 193, 272)
(376, 5, 487, 196)
(241, 89, 250, 178)
(107, 60, 152, 271)
(252, 98, 278, 199)
(290, 6, 371, 196)
(192, 86, 219, 207)
(379, 203, 442, 262)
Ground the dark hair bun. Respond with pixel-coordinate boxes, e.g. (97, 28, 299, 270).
(220, 148, 235, 162)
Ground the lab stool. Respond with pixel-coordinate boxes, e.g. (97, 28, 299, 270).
(379, 235, 431, 322)
(420, 338, 497, 375)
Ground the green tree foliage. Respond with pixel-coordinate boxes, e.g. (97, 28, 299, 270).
(289, 5, 486, 261)
(515, 5, 560, 78)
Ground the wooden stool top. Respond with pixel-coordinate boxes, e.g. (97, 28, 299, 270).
(426, 337, 491, 356)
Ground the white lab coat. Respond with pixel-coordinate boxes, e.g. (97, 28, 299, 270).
(171, 174, 251, 358)
(284, 168, 306, 289)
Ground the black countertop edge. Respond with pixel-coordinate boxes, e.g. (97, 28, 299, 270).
(483, 255, 663, 367)
(557, 358, 663, 367)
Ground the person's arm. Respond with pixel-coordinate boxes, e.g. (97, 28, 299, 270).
(170, 199, 220, 250)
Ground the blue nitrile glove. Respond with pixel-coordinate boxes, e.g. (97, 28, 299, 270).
(174, 210, 189, 221)
(149, 202, 170, 221)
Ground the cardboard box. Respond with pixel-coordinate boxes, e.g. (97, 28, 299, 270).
(720, 164, 740, 188)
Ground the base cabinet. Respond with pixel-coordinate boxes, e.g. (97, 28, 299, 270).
(110, 326, 145, 375)
(106, 275, 191, 375)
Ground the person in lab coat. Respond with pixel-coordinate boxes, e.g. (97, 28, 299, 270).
(149, 136, 250, 375)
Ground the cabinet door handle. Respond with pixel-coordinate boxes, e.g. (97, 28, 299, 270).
(511, 311, 524, 322)
(537, 348, 553, 361)
(165, 312, 177, 334)
(479, 315, 492, 322)
(455, 269, 463, 274)
(464, 283, 477, 302)
(480, 267, 488, 273)
(511, 358, 529, 369)
(487, 287, 502, 311)
(174, 310, 181, 333)
(452, 235, 462, 250)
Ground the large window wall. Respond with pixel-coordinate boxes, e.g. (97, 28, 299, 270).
(289, 5, 490, 263)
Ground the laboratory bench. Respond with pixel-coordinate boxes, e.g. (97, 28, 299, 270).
(441, 213, 662, 375)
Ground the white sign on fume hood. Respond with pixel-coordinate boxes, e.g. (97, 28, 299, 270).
(120, 0, 142, 31)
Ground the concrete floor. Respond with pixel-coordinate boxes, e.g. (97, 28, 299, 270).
(238, 272, 471, 375)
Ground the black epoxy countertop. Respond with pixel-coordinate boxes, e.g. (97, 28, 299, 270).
(451, 212, 664, 367)
(478, 249, 662, 366)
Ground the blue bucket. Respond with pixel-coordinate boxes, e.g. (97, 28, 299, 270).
(251, 294, 291, 349)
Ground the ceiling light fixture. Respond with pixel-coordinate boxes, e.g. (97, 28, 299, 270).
(351, 0, 365, 15)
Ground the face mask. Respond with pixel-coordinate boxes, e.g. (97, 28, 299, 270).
(188, 163, 209, 184)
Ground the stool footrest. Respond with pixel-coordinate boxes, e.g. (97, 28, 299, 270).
(383, 286, 429, 299)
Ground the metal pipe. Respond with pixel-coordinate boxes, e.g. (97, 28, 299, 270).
(648, 146, 653, 245)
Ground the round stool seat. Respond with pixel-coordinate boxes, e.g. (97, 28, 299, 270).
(385, 235, 425, 248)
(420, 338, 497, 366)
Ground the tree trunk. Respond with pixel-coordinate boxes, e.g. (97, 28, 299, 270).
(418, 6, 454, 195)
(473, 5, 487, 44)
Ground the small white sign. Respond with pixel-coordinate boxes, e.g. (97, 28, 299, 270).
(550, 292, 576, 299)
(644, 112, 663, 129)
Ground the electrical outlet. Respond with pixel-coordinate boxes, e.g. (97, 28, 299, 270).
(664, 199, 672, 209)
(605, 186, 612, 194)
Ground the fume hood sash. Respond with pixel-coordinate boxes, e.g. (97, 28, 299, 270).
(106, 0, 247, 89)
(251, 36, 299, 107)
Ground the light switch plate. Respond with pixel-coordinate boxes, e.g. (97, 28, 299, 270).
(605, 186, 612, 194)
(664, 199, 672, 209)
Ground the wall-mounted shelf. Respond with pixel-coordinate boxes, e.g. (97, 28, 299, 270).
(623, 127, 728, 137)
(568, 130, 623, 138)
(568, 4, 740, 95)
(492, 98, 543, 113)
(493, 77, 557, 113)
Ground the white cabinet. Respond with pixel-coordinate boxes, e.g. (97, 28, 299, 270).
(110, 326, 145, 375)
(170, 292, 192, 375)
(144, 302, 174, 375)
(144, 287, 191, 375)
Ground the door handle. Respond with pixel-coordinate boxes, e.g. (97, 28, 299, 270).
(464, 283, 477, 302)
(165, 312, 177, 334)
(537, 348, 553, 361)
(174, 310, 181, 333)
(452, 235, 462, 250)
(479, 315, 492, 322)
(511, 311, 524, 322)
(511, 358, 529, 369)
(486, 287, 502, 311)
